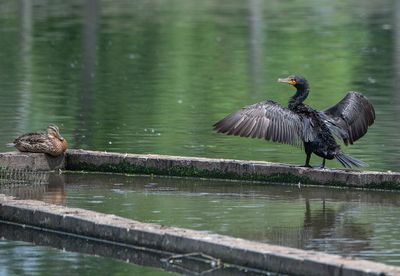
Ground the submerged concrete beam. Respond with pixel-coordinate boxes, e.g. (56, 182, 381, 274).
(66, 149, 400, 189)
(0, 194, 399, 276)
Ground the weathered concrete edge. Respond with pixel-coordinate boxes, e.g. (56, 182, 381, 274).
(0, 152, 65, 171)
(1, 194, 399, 276)
(65, 149, 400, 189)
(1, 150, 399, 189)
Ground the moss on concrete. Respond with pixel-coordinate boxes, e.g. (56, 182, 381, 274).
(64, 151, 400, 190)
(68, 161, 400, 190)
(67, 160, 339, 186)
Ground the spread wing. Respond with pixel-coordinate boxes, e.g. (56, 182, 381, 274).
(321, 92, 375, 145)
(213, 100, 314, 147)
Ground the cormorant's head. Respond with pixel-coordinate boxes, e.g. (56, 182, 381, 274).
(278, 75, 309, 91)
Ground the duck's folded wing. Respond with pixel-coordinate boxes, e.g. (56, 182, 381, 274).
(321, 92, 375, 145)
(14, 132, 47, 144)
(213, 100, 312, 146)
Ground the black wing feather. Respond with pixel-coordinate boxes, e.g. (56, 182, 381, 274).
(213, 100, 308, 146)
(322, 91, 375, 145)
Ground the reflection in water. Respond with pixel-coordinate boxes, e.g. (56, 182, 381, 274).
(0, 204, 274, 275)
(45, 173, 67, 205)
(1, 171, 400, 272)
(75, 0, 99, 149)
(3, 172, 399, 265)
(301, 199, 372, 254)
(393, 0, 400, 157)
(68, 173, 400, 264)
(17, 0, 33, 133)
(248, 0, 265, 97)
(0, 229, 173, 276)
(0, 171, 66, 205)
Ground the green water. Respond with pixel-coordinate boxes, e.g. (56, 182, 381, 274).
(3, 173, 400, 268)
(1, 0, 400, 274)
(0, 0, 398, 170)
(63, 174, 400, 266)
(0, 240, 171, 276)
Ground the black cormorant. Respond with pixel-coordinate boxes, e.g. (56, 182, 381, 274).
(213, 75, 375, 168)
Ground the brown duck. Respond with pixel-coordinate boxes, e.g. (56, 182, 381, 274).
(9, 124, 68, 156)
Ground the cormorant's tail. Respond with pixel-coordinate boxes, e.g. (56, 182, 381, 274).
(335, 153, 368, 168)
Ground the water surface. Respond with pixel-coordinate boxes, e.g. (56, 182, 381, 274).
(4, 173, 400, 266)
(0, 239, 171, 276)
(0, 0, 399, 170)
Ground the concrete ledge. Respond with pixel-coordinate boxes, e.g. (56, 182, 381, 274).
(0, 194, 399, 276)
(1, 150, 399, 189)
(0, 222, 169, 274)
(66, 149, 400, 189)
(0, 222, 268, 275)
(0, 152, 65, 171)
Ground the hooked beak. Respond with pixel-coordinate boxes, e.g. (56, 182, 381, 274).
(278, 77, 296, 86)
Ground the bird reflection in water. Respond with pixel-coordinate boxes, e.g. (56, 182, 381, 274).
(43, 173, 67, 205)
(0, 172, 66, 205)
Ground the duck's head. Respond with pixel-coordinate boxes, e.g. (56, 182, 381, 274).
(47, 124, 65, 141)
(278, 75, 309, 92)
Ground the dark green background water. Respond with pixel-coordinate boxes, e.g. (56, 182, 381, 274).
(0, 0, 399, 170)
(1, 0, 400, 275)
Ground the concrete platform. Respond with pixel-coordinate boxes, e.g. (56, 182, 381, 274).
(0, 151, 65, 171)
(0, 150, 399, 189)
(66, 149, 400, 189)
(0, 222, 269, 275)
(1, 194, 399, 276)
